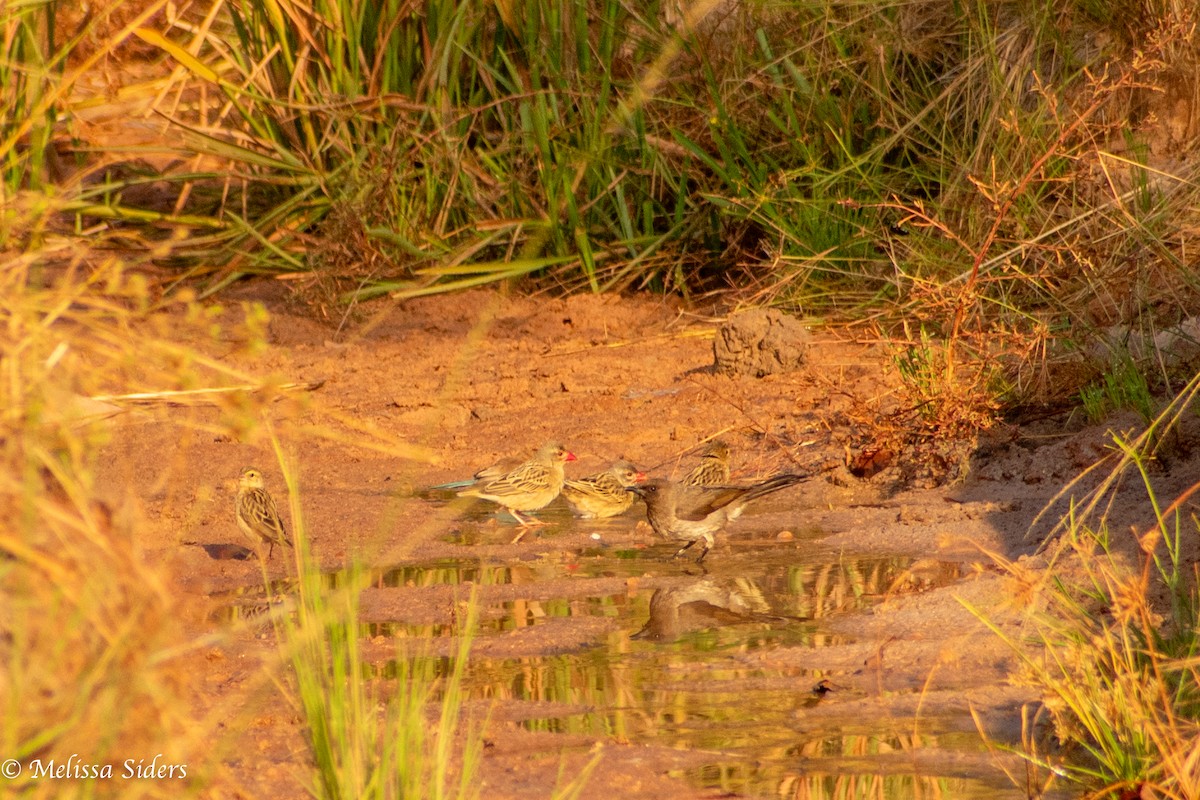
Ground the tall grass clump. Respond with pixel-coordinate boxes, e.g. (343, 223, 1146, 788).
(0, 250, 253, 796)
(7, 0, 1200, 438)
(278, 486, 484, 800)
(114, 0, 1200, 442)
(8, 0, 1199, 333)
(980, 374, 1200, 797)
(134, 0, 682, 296)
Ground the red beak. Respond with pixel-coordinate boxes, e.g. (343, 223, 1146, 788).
(634, 471, 647, 482)
(565, 451, 578, 462)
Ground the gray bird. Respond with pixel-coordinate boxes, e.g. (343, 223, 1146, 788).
(561, 460, 646, 519)
(235, 467, 293, 559)
(628, 474, 805, 562)
(683, 439, 731, 487)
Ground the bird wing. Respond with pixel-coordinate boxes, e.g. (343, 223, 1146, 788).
(564, 472, 622, 501)
(481, 460, 552, 497)
(676, 485, 746, 519)
(434, 456, 525, 490)
(243, 489, 290, 540)
(678, 474, 806, 517)
(683, 457, 730, 487)
(473, 457, 524, 482)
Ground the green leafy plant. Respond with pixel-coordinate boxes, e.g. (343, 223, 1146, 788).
(1080, 357, 1156, 424)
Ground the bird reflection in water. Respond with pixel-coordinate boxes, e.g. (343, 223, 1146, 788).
(631, 577, 804, 642)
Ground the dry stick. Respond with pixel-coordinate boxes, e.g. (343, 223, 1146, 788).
(646, 424, 741, 477)
(91, 379, 325, 406)
(676, 376, 821, 474)
(877, 83, 1115, 389)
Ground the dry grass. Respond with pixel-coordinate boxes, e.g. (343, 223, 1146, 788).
(0, 244, 465, 796)
(965, 374, 1200, 797)
(0, 252, 235, 794)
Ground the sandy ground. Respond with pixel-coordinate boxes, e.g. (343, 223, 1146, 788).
(89, 285, 1200, 798)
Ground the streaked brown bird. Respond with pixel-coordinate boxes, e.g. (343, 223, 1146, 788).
(561, 460, 647, 519)
(235, 467, 293, 559)
(628, 473, 805, 562)
(430, 456, 525, 491)
(457, 441, 577, 525)
(683, 439, 731, 487)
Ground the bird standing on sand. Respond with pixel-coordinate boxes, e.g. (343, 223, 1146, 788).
(683, 440, 732, 487)
(561, 460, 647, 519)
(628, 474, 805, 563)
(457, 441, 577, 526)
(235, 467, 293, 559)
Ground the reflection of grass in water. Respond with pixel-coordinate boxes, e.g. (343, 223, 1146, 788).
(361, 551, 958, 624)
(788, 555, 962, 617)
(376, 560, 519, 588)
(212, 538, 971, 791)
(350, 548, 1004, 797)
(354, 552, 951, 741)
(447, 643, 1030, 799)
(695, 760, 1021, 800)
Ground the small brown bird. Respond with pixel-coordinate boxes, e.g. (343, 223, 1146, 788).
(561, 460, 647, 519)
(683, 440, 731, 487)
(457, 441, 577, 525)
(235, 467, 293, 559)
(628, 474, 806, 562)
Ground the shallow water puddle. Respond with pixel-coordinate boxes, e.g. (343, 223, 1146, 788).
(342, 541, 1045, 799)
(364, 550, 966, 620)
(210, 534, 1045, 798)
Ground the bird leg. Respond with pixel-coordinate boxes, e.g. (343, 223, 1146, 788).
(694, 543, 711, 563)
(673, 540, 697, 558)
(508, 509, 549, 527)
(509, 509, 552, 543)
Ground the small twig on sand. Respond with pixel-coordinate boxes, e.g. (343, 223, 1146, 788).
(91, 379, 326, 407)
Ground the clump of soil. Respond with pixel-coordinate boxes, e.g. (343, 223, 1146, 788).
(713, 307, 811, 377)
